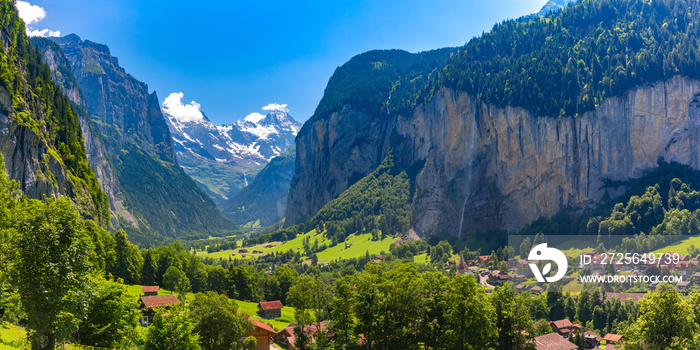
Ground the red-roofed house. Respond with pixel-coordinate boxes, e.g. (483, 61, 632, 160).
(258, 300, 284, 319)
(141, 286, 159, 296)
(533, 333, 578, 350)
(274, 322, 328, 350)
(138, 294, 180, 325)
(603, 333, 624, 345)
(244, 317, 278, 350)
(549, 319, 575, 336)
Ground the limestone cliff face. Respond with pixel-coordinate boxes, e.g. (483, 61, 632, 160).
(50, 34, 176, 163)
(287, 76, 700, 236)
(31, 36, 127, 228)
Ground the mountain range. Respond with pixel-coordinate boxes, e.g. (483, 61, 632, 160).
(163, 100, 299, 207)
(29, 34, 240, 245)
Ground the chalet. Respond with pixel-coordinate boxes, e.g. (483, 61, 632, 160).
(240, 249, 249, 253)
(693, 271, 700, 284)
(141, 286, 159, 296)
(515, 259, 532, 277)
(583, 331, 601, 348)
(258, 300, 284, 319)
(549, 319, 579, 337)
(138, 294, 180, 325)
(275, 322, 328, 350)
(265, 244, 275, 248)
(477, 255, 490, 267)
(488, 270, 510, 285)
(678, 281, 691, 291)
(515, 284, 529, 293)
(533, 332, 578, 350)
(529, 286, 544, 295)
(243, 317, 277, 350)
(602, 333, 624, 345)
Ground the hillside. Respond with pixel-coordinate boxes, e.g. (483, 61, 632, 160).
(34, 34, 240, 244)
(286, 0, 700, 239)
(0, 0, 108, 224)
(223, 144, 296, 227)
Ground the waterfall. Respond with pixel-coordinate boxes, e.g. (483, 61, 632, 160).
(457, 102, 478, 239)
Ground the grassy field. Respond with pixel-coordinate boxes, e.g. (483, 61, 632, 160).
(653, 235, 700, 254)
(196, 229, 401, 263)
(0, 323, 27, 349)
(235, 300, 296, 332)
(127, 284, 294, 332)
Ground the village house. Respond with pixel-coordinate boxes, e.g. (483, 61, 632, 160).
(533, 332, 578, 350)
(548, 319, 580, 337)
(258, 300, 284, 319)
(138, 294, 180, 325)
(602, 333, 624, 345)
(243, 317, 277, 350)
(477, 255, 490, 267)
(515, 259, 533, 277)
(488, 270, 510, 285)
(529, 286, 544, 295)
(274, 322, 328, 350)
(583, 330, 601, 348)
(141, 285, 159, 296)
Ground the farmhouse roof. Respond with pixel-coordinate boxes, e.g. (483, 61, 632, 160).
(140, 294, 179, 309)
(142, 286, 159, 293)
(259, 300, 284, 310)
(533, 333, 578, 350)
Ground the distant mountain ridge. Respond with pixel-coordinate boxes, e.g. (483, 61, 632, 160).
(163, 102, 300, 207)
(165, 107, 300, 167)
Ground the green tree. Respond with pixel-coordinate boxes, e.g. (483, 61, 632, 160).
(114, 229, 143, 283)
(625, 285, 696, 350)
(77, 277, 139, 347)
(288, 276, 318, 350)
(492, 283, 534, 350)
(13, 197, 93, 350)
(0, 156, 20, 324)
(446, 274, 496, 350)
(144, 304, 201, 350)
(163, 266, 191, 294)
(189, 292, 253, 350)
(141, 250, 157, 285)
(274, 266, 298, 304)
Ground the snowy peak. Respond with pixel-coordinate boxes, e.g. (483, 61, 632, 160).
(162, 93, 300, 167)
(538, 0, 577, 17)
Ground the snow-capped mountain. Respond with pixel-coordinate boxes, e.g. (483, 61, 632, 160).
(164, 96, 300, 167)
(538, 0, 577, 17)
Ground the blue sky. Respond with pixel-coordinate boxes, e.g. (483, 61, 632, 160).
(21, 0, 547, 124)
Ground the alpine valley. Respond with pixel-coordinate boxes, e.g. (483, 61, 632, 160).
(6, 0, 700, 349)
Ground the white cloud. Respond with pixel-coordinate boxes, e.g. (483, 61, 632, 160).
(16, 1, 60, 38)
(262, 103, 289, 113)
(16, 1, 45, 25)
(163, 92, 205, 123)
(27, 28, 60, 37)
(244, 112, 266, 123)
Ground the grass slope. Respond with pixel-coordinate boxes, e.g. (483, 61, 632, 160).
(197, 229, 400, 263)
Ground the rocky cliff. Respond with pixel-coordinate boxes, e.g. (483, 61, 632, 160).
(36, 33, 239, 244)
(31, 36, 127, 228)
(287, 76, 700, 236)
(0, 1, 108, 224)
